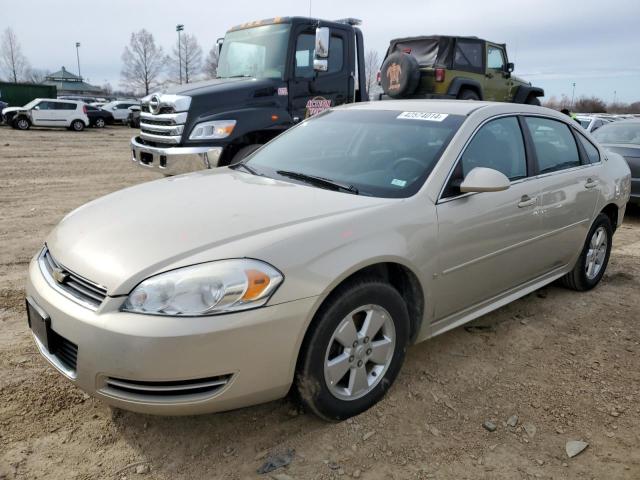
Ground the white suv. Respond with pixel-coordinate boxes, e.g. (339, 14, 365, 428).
(2, 98, 90, 131)
(102, 100, 140, 123)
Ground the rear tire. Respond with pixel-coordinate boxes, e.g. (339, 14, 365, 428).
(295, 278, 409, 421)
(230, 144, 262, 165)
(14, 117, 30, 130)
(458, 89, 480, 100)
(71, 120, 85, 131)
(561, 213, 612, 291)
(95, 117, 105, 128)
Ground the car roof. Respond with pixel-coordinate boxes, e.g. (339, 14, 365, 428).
(340, 100, 567, 118)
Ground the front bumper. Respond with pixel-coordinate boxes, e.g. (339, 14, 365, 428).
(130, 136, 223, 176)
(26, 255, 317, 415)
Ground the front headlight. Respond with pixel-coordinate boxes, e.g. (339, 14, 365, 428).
(189, 120, 236, 140)
(122, 259, 283, 316)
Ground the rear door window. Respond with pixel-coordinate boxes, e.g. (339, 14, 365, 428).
(453, 39, 483, 73)
(524, 117, 581, 173)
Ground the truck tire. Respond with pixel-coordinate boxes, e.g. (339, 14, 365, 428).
(230, 144, 262, 165)
(526, 96, 541, 106)
(380, 52, 421, 99)
(458, 89, 480, 100)
(14, 116, 30, 130)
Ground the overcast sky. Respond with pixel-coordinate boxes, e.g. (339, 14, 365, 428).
(2, 0, 639, 102)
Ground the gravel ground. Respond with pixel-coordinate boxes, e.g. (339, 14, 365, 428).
(0, 125, 639, 480)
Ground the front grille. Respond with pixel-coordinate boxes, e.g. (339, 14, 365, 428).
(139, 111, 187, 145)
(40, 248, 107, 309)
(103, 375, 232, 400)
(141, 105, 174, 114)
(50, 330, 78, 371)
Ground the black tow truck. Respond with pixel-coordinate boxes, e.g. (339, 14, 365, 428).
(131, 17, 368, 174)
(131, 16, 544, 175)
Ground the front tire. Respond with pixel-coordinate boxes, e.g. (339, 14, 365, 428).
(230, 144, 262, 165)
(295, 278, 409, 421)
(14, 117, 30, 130)
(561, 213, 613, 291)
(95, 117, 105, 128)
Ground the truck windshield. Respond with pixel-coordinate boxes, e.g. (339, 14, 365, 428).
(242, 109, 465, 198)
(217, 24, 291, 80)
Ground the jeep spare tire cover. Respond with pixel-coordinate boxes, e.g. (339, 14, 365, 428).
(380, 52, 421, 98)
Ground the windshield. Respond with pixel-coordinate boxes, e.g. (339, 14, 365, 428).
(578, 119, 591, 129)
(217, 24, 291, 80)
(593, 122, 640, 145)
(23, 99, 41, 109)
(242, 109, 465, 198)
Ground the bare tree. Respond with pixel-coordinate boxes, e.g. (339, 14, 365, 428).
(171, 33, 202, 83)
(120, 29, 165, 95)
(25, 68, 50, 84)
(574, 96, 607, 113)
(203, 45, 219, 79)
(0, 28, 30, 83)
(364, 49, 380, 95)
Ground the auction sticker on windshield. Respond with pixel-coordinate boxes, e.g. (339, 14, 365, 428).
(397, 112, 449, 122)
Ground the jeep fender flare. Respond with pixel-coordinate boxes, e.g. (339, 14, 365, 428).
(447, 78, 484, 100)
(513, 85, 545, 104)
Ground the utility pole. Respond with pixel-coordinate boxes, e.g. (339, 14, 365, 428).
(176, 24, 184, 84)
(75, 42, 82, 78)
(309, 0, 312, 16)
(570, 82, 576, 109)
(613, 90, 617, 104)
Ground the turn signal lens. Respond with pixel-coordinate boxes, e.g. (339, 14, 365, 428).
(243, 269, 271, 301)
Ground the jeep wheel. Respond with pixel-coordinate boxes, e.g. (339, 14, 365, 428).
(14, 117, 30, 130)
(526, 96, 541, 106)
(458, 89, 480, 101)
(380, 52, 421, 99)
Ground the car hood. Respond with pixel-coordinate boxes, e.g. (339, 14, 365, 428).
(46, 169, 387, 294)
(1, 106, 24, 115)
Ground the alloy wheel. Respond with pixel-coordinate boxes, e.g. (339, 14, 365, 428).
(585, 226, 608, 280)
(323, 304, 396, 401)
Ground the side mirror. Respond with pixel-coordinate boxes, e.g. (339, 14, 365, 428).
(112, 106, 117, 111)
(460, 167, 510, 193)
(216, 37, 224, 55)
(313, 59, 328, 72)
(315, 27, 330, 59)
(506, 62, 515, 73)
(33, 105, 40, 110)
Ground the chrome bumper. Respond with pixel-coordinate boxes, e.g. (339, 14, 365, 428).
(130, 136, 223, 176)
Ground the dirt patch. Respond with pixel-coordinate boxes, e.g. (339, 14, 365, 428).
(0, 126, 639, 479)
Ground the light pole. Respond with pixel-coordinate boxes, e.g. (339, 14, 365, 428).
(75, 42, 81, 78)
(570, 82, 576, 110)
(613, 90, 617, 105)
(176, 24, 184, 84)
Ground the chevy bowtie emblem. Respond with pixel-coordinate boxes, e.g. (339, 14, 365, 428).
(52, 267, 69, 283)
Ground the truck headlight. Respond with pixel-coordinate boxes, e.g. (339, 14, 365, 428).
(122, 259, 283, 316)
(189, 120, 236, 140)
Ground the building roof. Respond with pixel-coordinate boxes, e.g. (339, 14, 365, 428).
(43, 66, 101, 93)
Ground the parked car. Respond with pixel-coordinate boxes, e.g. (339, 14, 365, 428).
(575, 115, 610, 133)
(2, 98, 89, 131)
(85, 105, 114, 128)
(593, 119, 640, 204)
(127, 105, 141, 128)
(0, 100, 8, 122)
(26, 101, 630, 419)
(102, 100, 140, 124)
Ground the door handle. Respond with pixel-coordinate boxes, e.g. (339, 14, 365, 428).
(518, 195, 537, 208)
(585, 178, 598, 189)
(485, 72, 494, 79)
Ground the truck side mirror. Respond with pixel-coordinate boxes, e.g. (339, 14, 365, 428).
(216, 37, 224, 55)
(313, 27, 330, 72)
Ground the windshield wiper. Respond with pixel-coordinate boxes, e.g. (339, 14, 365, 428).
(276, 170, 359, 194)
(230, 162, 261, 176)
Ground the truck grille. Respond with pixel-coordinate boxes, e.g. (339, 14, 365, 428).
(139, 111, 188, 145)
(39, 247, 107, 310)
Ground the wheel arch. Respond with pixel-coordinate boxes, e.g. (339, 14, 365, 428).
(512, 85, 545, 104)
(601, 203, 619, 232)
(447, 77, 484, 100)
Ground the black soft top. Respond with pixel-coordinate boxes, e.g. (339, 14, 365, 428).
(385, 35, 504, 70)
